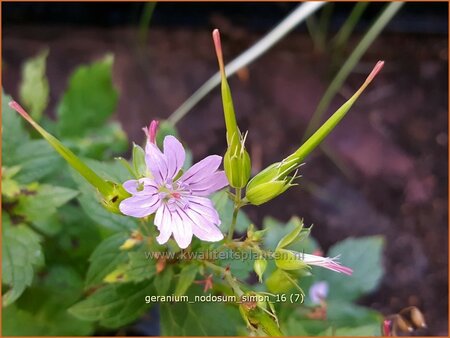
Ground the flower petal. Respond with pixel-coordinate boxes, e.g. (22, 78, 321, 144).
(155, 204, 173, 245)
(123, 178, 158, 195)
(145, 142, 169, 184)
(171, 209, 193, 249)
(185, 171, 228, 196)
(119, 194, 161, 218)
(179, 155, 222, 185)
(163, 135, 185, 179)
(186, 195, 220, 225)
(182, 206, 224, 242)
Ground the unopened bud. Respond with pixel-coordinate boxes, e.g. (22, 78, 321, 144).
(254, 258, 267, 283)
(245, 162, 298, 205)
(223, 135, 251, 188)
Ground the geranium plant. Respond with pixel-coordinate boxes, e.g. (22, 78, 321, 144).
(3, 28, 393, 336)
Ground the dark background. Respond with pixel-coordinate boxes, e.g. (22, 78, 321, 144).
(2, 1, 449, 336)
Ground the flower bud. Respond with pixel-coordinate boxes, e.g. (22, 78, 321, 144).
(254, 258, 267, 283)
(245, 162, 298, 205)
(223, 137, 251, 188)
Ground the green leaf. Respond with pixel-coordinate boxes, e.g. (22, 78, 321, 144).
(2, 223, 43, 306)
(85, 233, 129, 287)
(154, 266, 174, 296)
(3, 302, 94, 336)
(71, 163, 138, 232)
(3, 265, 94, 336)
(103, 246, 159, 284)
(78, 193, 137, 231)
(132, 143, 147, 178)
(57, 55, 118, 137)
(14, 184, 78, 226)
(71, 122, 128, 160)
(315, 236, 384, 301)
(2, 92, 30, 160)
(124, 249, 157, 283)
(212, 190, 251, 233)
(50, 204, 102, 267)
(9, 101, 116, 197)
(216, 248, 254, 280)
(19, 49, 49, 120)
(174, 265, 198, 296)
(69, 281, 154, 328)
(160, 287, 243, 335)
(6, 139, 63, 184)
(327, 301, 382, 331)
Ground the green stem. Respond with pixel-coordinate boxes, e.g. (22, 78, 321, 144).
(227, 188, 242, 241)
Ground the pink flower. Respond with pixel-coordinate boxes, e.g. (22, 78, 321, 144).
(309, 281, 329, 304)
(119, 122, 229, 249)
(299, 253, 353, 275)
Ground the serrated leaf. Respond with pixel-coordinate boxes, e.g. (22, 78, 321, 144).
(71, 164, 138, 232)
(174, 265, 198, 296)
(57, 55, 118, 137)
(2, 92, 30, 159)
(19, 49, 49, 120)
(160, 287, 243, 335)
(6, 139, 63, 184)
(314, 236, 384, 301)
(86, 233, 129, 287)
(2, 223, 43, 306)
(3, 265, 94, 336)
(14, 184, 78, 224)
(69, 281, 154, 328)
(126, 250, 157, 282)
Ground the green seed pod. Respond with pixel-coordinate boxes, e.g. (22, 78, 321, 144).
(254, 258, 267, 283)
(223, 139, 251, 188)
